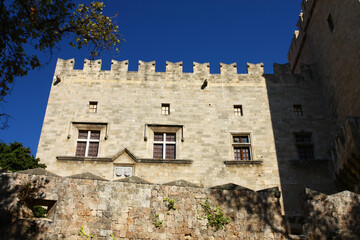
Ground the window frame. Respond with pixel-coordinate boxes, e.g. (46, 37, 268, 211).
(76, 130, 100, 157)
(231, 133, 252, 161)
(153, 132, 176, 159)
(161, 103, 170, 115)
(89, 101, 98, 113)
(293, 104, 303, 116)
(233, 105, 243, 116)
(294, 133, 315, 160)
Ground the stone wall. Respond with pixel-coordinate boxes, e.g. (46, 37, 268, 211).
(265, 63, 336, 217)
(304, 188, 360, 239)
(37, 58, 281, 192)
(288, 0, 360, 130)
(288, 0, 360, 195)
(0, 171, 287, 239)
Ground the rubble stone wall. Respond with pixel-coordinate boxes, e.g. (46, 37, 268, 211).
(0, 172, 287, 240)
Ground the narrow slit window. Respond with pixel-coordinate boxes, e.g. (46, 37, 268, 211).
(234, 105, 243, 116)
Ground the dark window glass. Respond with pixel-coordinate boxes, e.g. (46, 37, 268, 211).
(233, 136, 249, 143)
(234, 147, 250, 160)
(154, 133, 164, 141)
(76, 142, 86, 156)
(294, 105, 303, 116)
(166, 133, 176, 142)
(88, 142, 99, 157)
(153, 144, 163, 159)
(78, 130, 88, 139)
(298, 146, 314, 160)
(166, 144, 176, 159)
(90, 131, 100, 140)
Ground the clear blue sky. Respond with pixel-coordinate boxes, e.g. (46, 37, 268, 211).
(1, 0, 302, 154)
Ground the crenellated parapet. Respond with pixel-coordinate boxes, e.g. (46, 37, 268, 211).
(288, 0, 317, 73)
(54, 58, 269, 83)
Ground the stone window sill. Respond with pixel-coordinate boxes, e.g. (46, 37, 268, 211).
(224, 160, 263, 165)
(137, 159, 193, 164)
(56, 156, 112, 162)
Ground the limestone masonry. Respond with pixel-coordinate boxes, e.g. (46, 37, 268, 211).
(31, 0, 360, 237)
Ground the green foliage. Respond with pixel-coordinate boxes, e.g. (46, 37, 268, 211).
(78, 226, 94, 239)
(32, 205, 47, 218)
(163, 197, 176, 211)
(0, 142, 46, 171)
(110, 232, 117, 240)
(199, 199, 230, 231)
(152, 213, 163, 229)
(0, 0, 122, 115)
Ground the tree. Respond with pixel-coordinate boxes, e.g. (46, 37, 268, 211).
(0, 0, 122, 124)
(0, 141, 46, 171)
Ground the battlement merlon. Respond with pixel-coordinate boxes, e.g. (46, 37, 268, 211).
(53, 58, 267, 77)
(288, 0, 317, 73)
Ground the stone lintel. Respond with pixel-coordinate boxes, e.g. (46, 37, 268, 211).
(56, 156, 112, 162)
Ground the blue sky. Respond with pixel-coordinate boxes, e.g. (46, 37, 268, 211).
(1, 0, 302, 154)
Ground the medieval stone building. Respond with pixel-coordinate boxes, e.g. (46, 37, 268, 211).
(36, 0, 360, 224)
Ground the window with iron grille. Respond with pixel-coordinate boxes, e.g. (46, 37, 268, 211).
(161, 103, 170, 115)
(89, 101, 98, 113)
(153, 132, 176, 159)
(295, 133, 314, 160)
(232, 135, 251, 160)
(76, 130, 100, 157)
(293, 105, 303, 116)
(234, 105, 243, 116)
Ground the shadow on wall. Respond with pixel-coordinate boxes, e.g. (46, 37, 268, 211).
(264, 63, 337, 221)
(0, 171, 49, 239)
(209, 184, 288, 236)
(304, 189, 360, 239)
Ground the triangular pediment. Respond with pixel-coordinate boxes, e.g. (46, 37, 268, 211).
(112, 148, 138, 164)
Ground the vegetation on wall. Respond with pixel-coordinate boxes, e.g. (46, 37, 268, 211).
(199, 199, 230, 231)
(0, 142, 46, 171)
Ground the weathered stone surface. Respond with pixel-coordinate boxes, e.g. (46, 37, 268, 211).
(0, 172, 288, 239)
(19, 168, 59, 177)
(114, 176, 152, 184)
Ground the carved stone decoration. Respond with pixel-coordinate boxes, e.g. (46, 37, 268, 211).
(115, 166, 133, 178)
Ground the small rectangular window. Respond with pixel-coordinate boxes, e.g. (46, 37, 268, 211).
(293, 105, 303, 116)
(89, 101, 98, 113)
(295, 133, 314, 160)
(234, 105, 243, 116)
(232, 134, 251, 160)
(161, 103, 170, 115)
(327, 14, 334, 33)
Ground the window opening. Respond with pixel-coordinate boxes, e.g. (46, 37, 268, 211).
(234, 105, 243, 116)
(293, 105, 303, 116)
(295, 133, 314, 160)
(76, 130, 100, 157)
(232, 134, 251, 160)
(89, 101, 98, 113)
(161, 103, 170, 115)
(153, 132, 176, 159)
